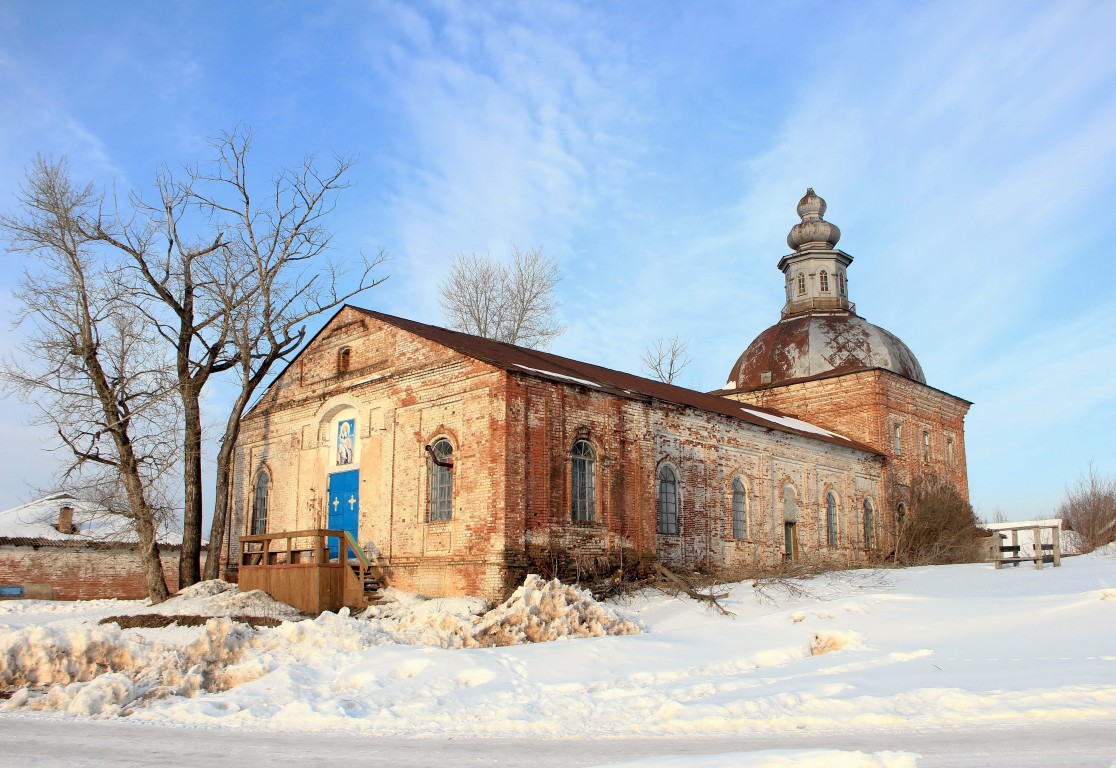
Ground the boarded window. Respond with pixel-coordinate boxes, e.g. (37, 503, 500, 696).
(863, 498, 875, 549)
(428, 438, 454, 522)
(731, 477, 747, 539)
(570, 440, 596, 523)
(657, 466, 679, 535)
(782, 483, 798, 522)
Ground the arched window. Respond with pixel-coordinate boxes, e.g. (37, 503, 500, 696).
(657, 465, 679, 535)
(570, 440, 596, 523)
(797, 272, 807, 295)
(731, 477, 747, 539)
(251, 471, 269, 535)
(428, 438, 454, 522)
(337, 346, 351, 372)
(838, 273, 846, 296)
(826, 490, 839, 546)
(863, 497, 875, 549)
(819, 270, 829, 293)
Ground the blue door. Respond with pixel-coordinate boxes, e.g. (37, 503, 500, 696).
(327, 470, 360, 559)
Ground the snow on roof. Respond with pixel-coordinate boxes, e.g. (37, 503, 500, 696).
(0, 492, 181, 546)
(738, 406, 840, 438)
(981, 519, 1063, 531)
(513, 364, 601, 389)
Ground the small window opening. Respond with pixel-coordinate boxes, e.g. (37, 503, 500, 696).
(819, 270, 829, 293)
(570, 440, 596, 523)
(863, 498, 875, 549)
(251, 471, 269, 536)
(731, 478, 747, 539)
(922, 431, 931, 462)
(826, 491, 838, 546)
(797, 272, 807, 296)
(893, 423, 902, 455)
(427, 439, 454, 521)
(657, 466, 679, 535)
(338, 347, 351, 372)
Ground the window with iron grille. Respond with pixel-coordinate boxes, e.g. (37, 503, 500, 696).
(251, 471, 269, 535)
(657, 465, 679, 535)
(428, 438, 454, 522)
(731, 477, 747, 539)
(570, 440, 596, 522)
(826, 491, 839, 546)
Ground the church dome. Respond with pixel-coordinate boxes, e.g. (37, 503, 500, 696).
(728, 313, 925, 390)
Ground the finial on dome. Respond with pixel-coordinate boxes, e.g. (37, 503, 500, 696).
(787, 188, 841, 251)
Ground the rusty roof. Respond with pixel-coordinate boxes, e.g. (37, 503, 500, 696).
(345, 308, 881, 456)
(728, 313, 926, 391)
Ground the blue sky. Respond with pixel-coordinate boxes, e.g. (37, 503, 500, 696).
(1, 1, 1114, 521)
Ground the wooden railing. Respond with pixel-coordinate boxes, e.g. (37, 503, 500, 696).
(238, 529, 386, 613)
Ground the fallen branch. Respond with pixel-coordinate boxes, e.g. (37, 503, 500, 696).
(653, 563, 735, 616)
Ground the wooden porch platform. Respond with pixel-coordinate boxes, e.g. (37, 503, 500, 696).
(238, 529, 386, 614)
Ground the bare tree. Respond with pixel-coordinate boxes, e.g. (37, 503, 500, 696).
(0, 157, 176, 602)
(195, 129, 387, 580)
(890, 473, 984, 565)
(76, 128, 385, 587)
(440, 246, 563, 348)
(641, 335, 692, 384)
(1058, 463, 1116, 553)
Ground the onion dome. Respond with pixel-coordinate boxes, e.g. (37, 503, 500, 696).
(728, 314, 926, 390)
(728, 189, 925, 390)
(787, 188, 841, 251)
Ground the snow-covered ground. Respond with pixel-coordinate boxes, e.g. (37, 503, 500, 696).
(2, 554, 1115, 767)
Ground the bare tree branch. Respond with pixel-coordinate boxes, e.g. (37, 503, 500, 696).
(439, 246, 563, 349)
(642, 335, 692, 384)
(0, 156, 177, 602)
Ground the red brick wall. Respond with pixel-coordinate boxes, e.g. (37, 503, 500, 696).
(0, 546, 181, 601)
(730, 369, 971, 505)
(234, 309, 890, 601)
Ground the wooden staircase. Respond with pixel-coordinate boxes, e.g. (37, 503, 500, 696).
(340, 531, 389, 611)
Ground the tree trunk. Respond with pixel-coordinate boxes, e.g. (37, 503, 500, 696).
(179, 378, 204, 587)
(203, 422, 238, 581)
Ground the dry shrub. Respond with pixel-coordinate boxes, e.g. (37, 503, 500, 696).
(893, 473, 985, 565)
(1058, 465, 1116, 553)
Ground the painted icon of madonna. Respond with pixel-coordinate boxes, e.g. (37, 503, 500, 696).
(337, 419, 355, 465)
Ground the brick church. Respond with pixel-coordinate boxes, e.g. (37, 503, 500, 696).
(228, 190, 970, 599)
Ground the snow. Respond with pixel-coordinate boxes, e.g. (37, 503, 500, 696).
(514, 364, 602, 388)
(1, 552, 1115, 760)
(739, 406, 844, 439)
(0, 492, 181, 544)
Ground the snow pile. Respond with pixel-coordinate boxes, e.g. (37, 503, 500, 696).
(0, 618, 261, 715)
(469, 575, 640, 646)
(809, 630, 862, 656)
(131, 580, 303, 621)
(363, 575, 641, 648)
